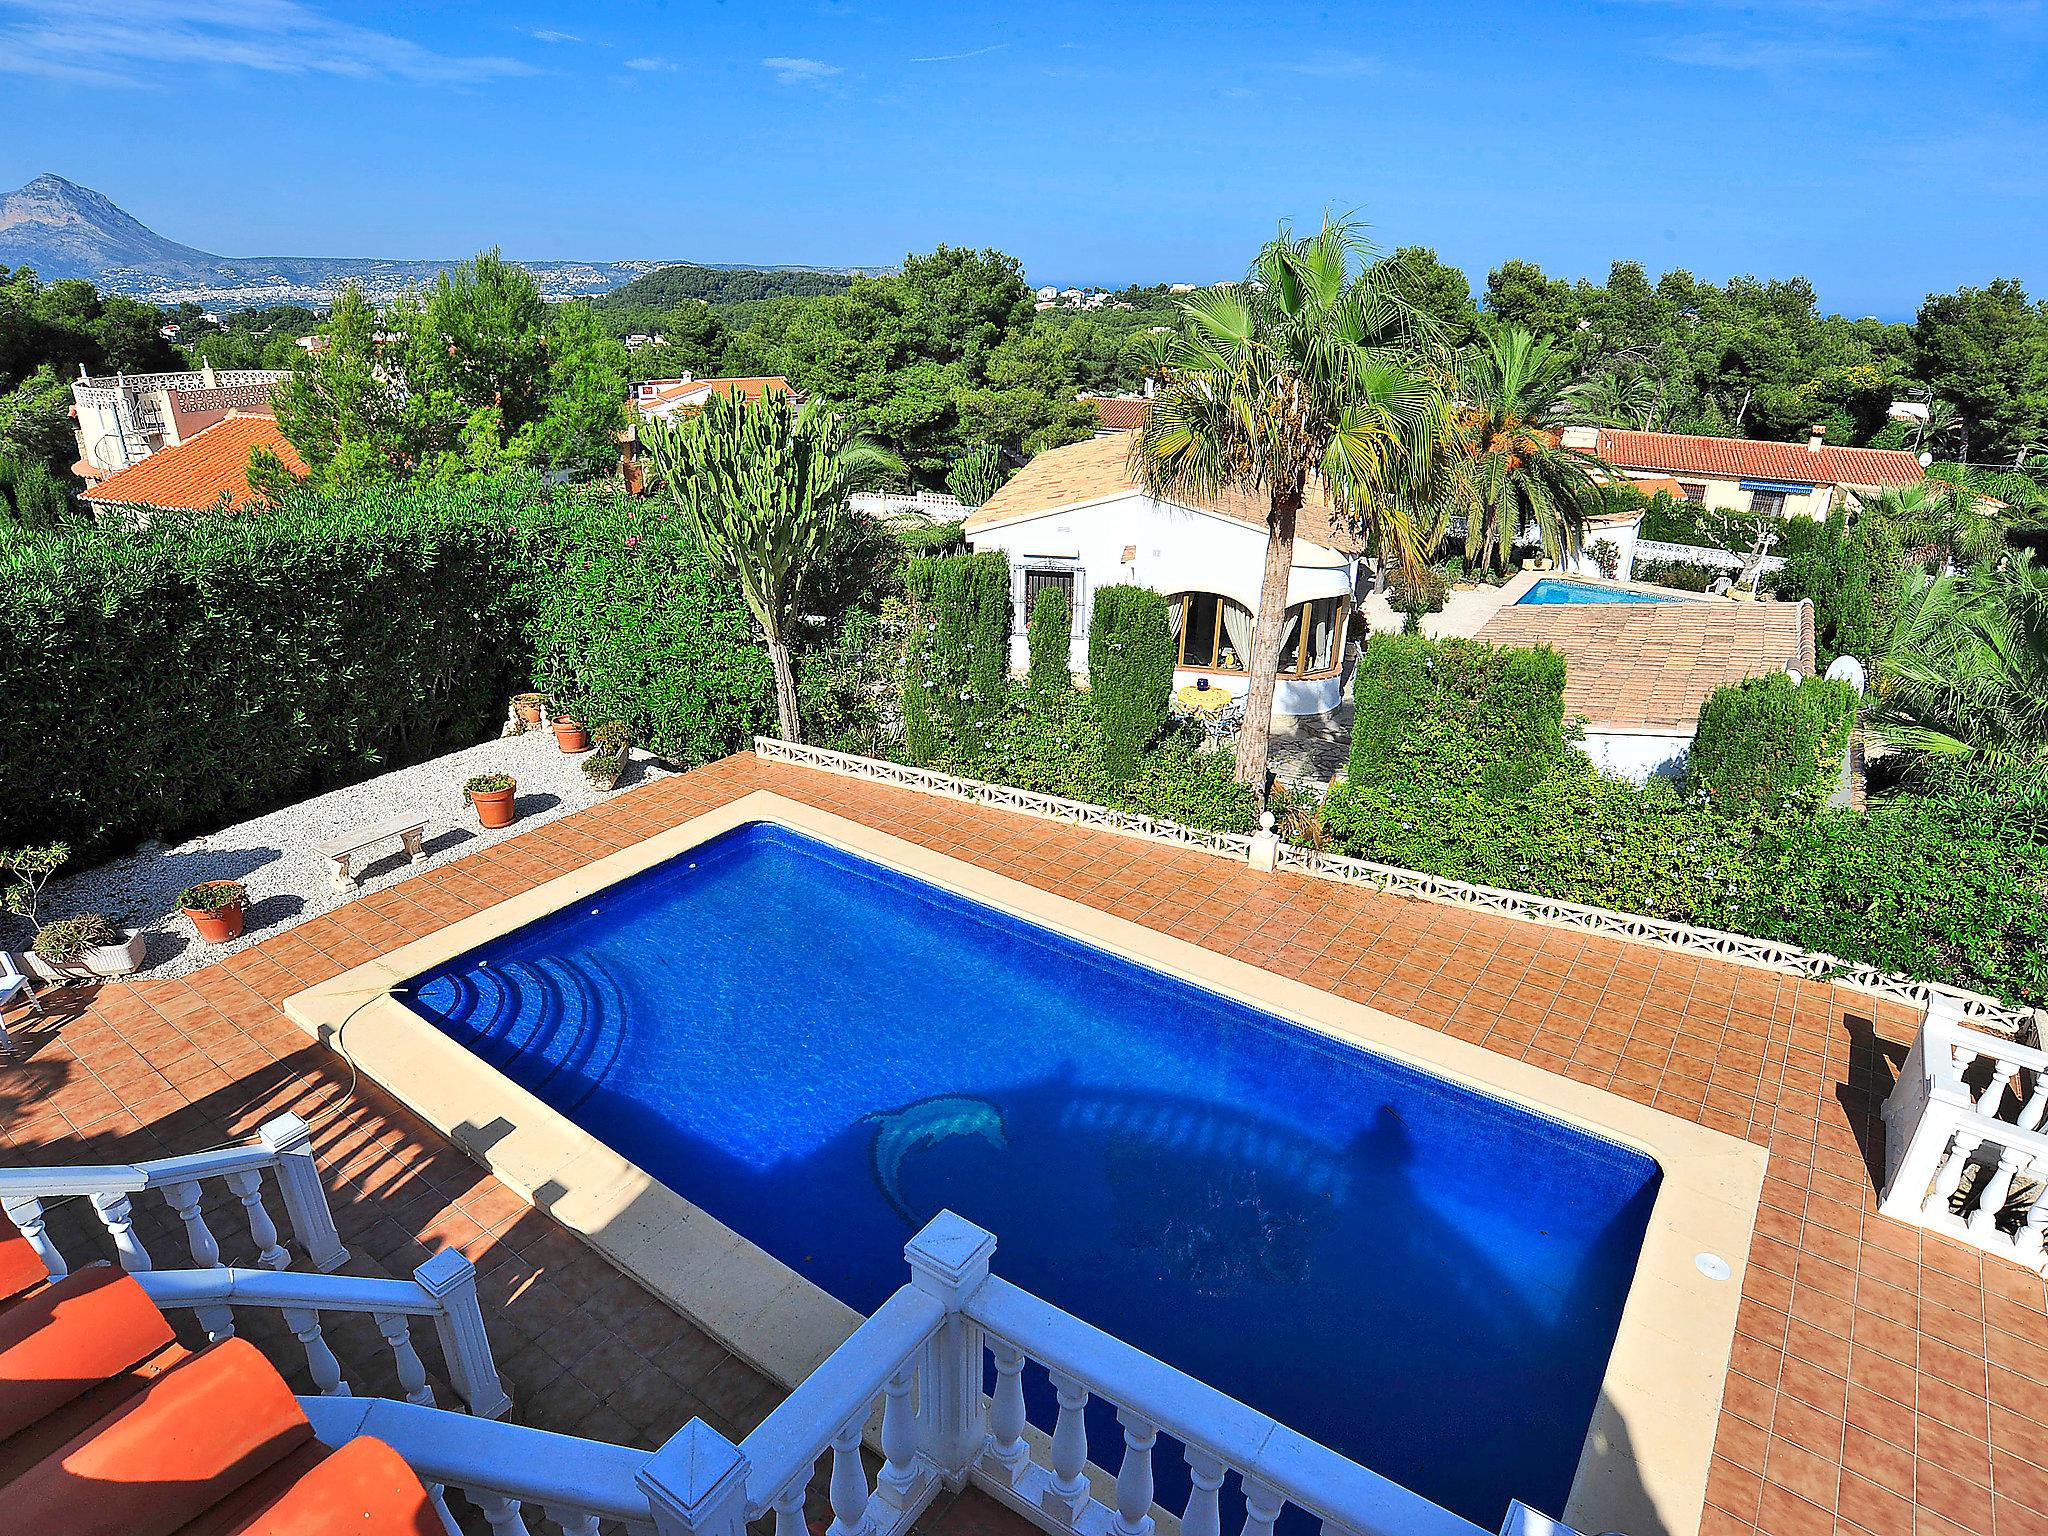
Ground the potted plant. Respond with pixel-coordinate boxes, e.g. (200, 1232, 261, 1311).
(466, 773, 518, 829)
(511, 692, 546, 729)
(178, 881, 246, 945)
(29, 914, 146, 980)
(582, 751, 625, 792)
(592, 720, 632, 754)
(551, 714, 590, 753)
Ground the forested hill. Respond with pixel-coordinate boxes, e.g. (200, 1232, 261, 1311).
(594, 263, 856, 312)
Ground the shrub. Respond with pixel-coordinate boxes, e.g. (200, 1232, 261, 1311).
(1588, 539, 1620, 579)
(1027, 583, 1073, 694)
(0, 843, 67, 928)
(903, 550, 1010, 763)
(1386, 564, 1451, 630)
(1689, 673, 1858, 811)
(178, 880, 245, 912)
(32, 913, 123, 962)
(1086, 585, 1176, 782)
(1627, 557, 1720, 593)
(1780, 506, 1906, 667)
(581, 751, 623, 785)
(591, 720, 632, 751)
(1349, 633, 1565, 798)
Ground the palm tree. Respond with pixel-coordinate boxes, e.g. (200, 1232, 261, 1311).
(1864, 479, 2015, 572)
(1868, 554, 2048, 767)
(1444, 324, 1605, 574)
(1131, 220, 1450, 791)
(640, 389, 899, 742)
(1561, 364, 1662, 431)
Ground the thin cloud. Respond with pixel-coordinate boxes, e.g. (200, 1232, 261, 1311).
(624, 56, 676, 71)
(909, 43, 1008, 63)
(0, 0, 533, 88)
(762, 55, 840, 85)
(530, 29, 582, 44)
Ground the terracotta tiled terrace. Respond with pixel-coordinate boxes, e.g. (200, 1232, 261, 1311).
(2, 751, 2042, 1536)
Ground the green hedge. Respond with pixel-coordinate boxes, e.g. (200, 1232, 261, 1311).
(1689, 672, 1857, 812)
(0, 480, 541, 860)
(1086, 585, 1175, 782)
(1027, 583, 1072, 694)
(903, 550, 1010, 763)
(1350, 632, 1565, 798)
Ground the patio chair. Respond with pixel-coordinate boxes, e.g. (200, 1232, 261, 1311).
(0, 951, 41, 1053)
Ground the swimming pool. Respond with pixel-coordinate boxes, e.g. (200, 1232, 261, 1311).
(403, 821, 1660, 1527)
(1516, 578, 1674, 605)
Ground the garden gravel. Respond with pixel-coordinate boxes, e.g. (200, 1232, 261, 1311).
(33, 727, 679, 980)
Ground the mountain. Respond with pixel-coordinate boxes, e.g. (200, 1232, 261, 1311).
(0, 174, 881, 309)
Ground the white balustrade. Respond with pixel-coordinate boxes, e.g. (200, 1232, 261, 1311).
(0, 1112, 348, 1279)
(135, 1248, 510, 1419)
(1883, 1012, 2048, 1271)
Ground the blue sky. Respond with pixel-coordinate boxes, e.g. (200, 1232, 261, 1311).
(3, 0, 2045, 317)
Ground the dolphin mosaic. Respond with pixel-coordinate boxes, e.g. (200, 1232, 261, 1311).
(863, 1093, 1009, 1223)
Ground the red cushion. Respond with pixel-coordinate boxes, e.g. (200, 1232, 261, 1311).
(0, 1266, 175, 1443)
(4, 1337, 313, 1536)
(0, 1209, 49, 1303)
(215, 1437, 442, 1536)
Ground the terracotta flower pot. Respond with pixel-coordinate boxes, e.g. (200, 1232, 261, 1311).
(551, 717, 590, 753)
(512, 694, 545, 726)
(181, 885, 245, 944)
(471, 786, 518, 829)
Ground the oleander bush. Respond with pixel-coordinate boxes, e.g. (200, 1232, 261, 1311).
(1689, 672, 1858, 812)
(1086, 584, 1175, 782)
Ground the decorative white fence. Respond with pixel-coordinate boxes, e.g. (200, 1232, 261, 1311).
(851, 490, 973, 521)
(138, 1251, 509, 1418)
(751, 738, 2038, 1041)
(300, 1213, 1551, 1536)
(1881, 1005, 2048, 1272)
(1630, 539, 1786, 576)
(0, 1111, 347, 1278)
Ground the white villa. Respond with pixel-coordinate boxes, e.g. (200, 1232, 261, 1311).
(963, 434, 1361, 717)
(69, 364, 290, 487)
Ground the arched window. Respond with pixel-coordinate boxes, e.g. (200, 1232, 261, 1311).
(1168, 593, 1347, 679)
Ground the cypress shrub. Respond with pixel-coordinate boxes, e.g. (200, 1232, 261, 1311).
(1086, 584, 1175, 782)
(1349, 632, 1565, 796)
(903, 550, 1010, 762)
(1688, 672, 1857, 812)
(1026, 583, 1072, 694)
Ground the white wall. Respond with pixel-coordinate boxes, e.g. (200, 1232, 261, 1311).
(968, 491, 1355, 717)
(1579, 729, 1692, 784)
(1572, 512, 1644, 581)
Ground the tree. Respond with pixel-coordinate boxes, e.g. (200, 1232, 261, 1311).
(1562, 364, 1664, 431)
(945, 442, 1008, 506)
(1868, 556, 2048, 767)
(1912, 280, 2048, 462)
(1133, 219, 1448, 791)
(1442, 323, 1603, 573)
(640, 389, 891, 741)
(1373, 247, 1480, 346)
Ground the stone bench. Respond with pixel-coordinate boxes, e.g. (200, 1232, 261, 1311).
(317, 815, 428, 891)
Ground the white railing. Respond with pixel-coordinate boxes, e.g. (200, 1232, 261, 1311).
(137, 1247, 510, 1418)
(1881, 1005, 2048, 1272)
(299, 1214, 1558, 1536)
(1631, 538, 1787, 575)
(0, 1111, 348, 1279)
(851, 490, 971, 520)
(751, 738, 2038, 1041)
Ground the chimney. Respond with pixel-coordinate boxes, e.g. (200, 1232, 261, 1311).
(1560, 424, 1599, 451)
(1807, 424, 1826, 452)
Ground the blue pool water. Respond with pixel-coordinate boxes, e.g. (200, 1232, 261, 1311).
(1516, 577, 1674, 605)
(407, 824, 1658, 1527)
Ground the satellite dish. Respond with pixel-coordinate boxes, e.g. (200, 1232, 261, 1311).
(1919, 452, 1934, 467)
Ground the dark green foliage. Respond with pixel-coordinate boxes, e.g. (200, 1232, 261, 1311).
(1627, 558, 1721, 593)
(1086, 585, 1175, 782)
(526, 498, 774, 765)
(177, 880, 245, 911)
(1349, 633, 1566, 798)
(1781, 508, 1906, 666)
(594, 264, 853, 314)
(1027, 584, 1072, 694)
(0, 451, 70, 530)
(32, 912, 122, 962)
(902, 550, 1011, 761)
(1689, 673, 1859, 811)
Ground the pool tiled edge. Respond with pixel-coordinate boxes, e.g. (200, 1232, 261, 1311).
(283, 789, 1769, 1536)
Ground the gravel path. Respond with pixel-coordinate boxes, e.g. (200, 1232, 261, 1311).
(25, 728, 680, 980)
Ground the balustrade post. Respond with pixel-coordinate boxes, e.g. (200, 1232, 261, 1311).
(161, 1180, 222, 1269)
(640, 1420, 751, 1536)
(549, 1511, 602, 1536)
(1926, 1129, 1987, 1227)
(2, 1196, 64, 1278)
(225, 1169, 289, 1270)
(376, 1312, 435, 1407)
(1181, 1449, 1224, 1536)
(1238, 1477, 1284, 1536)
(473, 1491, 528, 1536)
(415, 1247, 512, 1420)
(770, 1472, 812, 1536)
(904, 1211, 996, 1488)
(89, 1190, 152, 1271)
(1113, 1410, 1157, 1536)
(1970, 1148, 2027, 1237)
(876, 1362, 921, 1512)
(282, 1306, 349, 1396)
(259, 1113, 350, 1272)
(986, 1339, 1030, 1486)
(1044, 1371, 1091, 1527)
(827, 1411, 876, 1536)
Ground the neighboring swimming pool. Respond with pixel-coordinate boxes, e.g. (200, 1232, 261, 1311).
(1517, 577, 1675, 605)
(403, 822, 1659, 1527)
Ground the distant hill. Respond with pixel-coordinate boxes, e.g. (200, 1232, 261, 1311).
(0, 174, 880, 310)
(593, 263, 855, 312)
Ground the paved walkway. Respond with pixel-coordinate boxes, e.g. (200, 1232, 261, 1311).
(1, 751, 2038, 1536)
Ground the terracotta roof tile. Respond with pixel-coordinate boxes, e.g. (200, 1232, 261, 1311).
(632, 376, 797, 415)
(964, 433, 1369, 554)
(1083, 396, 1149, 431)
(1593, 429, 1923, 490)
(1474, 598, 1814, 731)
(81, 416, 305, 514)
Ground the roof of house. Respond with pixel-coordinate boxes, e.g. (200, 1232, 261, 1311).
(1083, 395, 1149, 431)
(963, 433, 1370, 554)
(1591, 428, 1923, 491)
(632, 376, 797, 414)
(81, 415, 305, 513)
(1473, 597, 1816, 732)
(1619, 475, 1693, 503)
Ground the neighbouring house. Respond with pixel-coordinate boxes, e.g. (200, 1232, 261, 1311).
(80, 413, 306, 524)
(963, 433, 1361, 717)
(69, 363, 291, 487)
(1562, 424, 1923, 520)
(1080, 394, 1148, 435)
(629, 374, 800, 421)
(1474, 596, 1816, 782)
